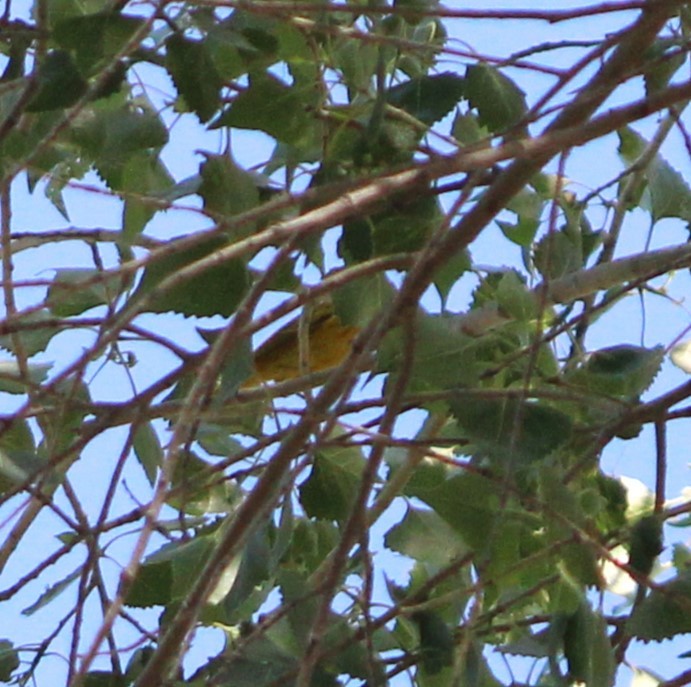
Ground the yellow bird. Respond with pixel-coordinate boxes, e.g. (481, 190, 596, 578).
(241, 298, 361, 389)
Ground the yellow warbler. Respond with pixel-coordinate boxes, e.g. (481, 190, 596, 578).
(241, 299, 361, 389)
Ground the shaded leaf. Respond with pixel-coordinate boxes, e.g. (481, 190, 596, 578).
(135, 235, 250, 317)
(0, 309, 59, 357)
(533, 230, 585, 280)
(46, 268, 123, 317)
(386, 72, 465, 125)
(404, 469, 500, 551)
(219, 526, 273, 620)
(126, 531, 217, 608)
(299, 431, 366, 522)
(464, 64, 527, 134)
(198, 153, 261, 222)
(0, 416, 43, 493)
(212, 72, 314, 145)
(132, 422, 162, 485)
(196, 423, 244, 458)
(496, 270, 538, 321)
(53, 11, 145, 72)
(26, 50, 87, 112)
(628, 514, 664, 577)
(567, 345, 664, 400)
(432, 248, 472, 305)
(166, 34, 223, 123)
(449, 396, 573, 468)
(452, 111, 490, 145)
(562, 601, 614, 687)
(411, 610, 454, 675)
(70, 104, 169, 190)
(83, 671, 126, 687)
(0, 640, 19, 682)
(121, 151, 175, 240)
(168, 451, 237, 515)
(643, 39, 687, 95)
(379, 312, 480, 393)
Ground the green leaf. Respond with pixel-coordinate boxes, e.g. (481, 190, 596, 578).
(121, 151, 175, 240)
(193, 632, 299, 687)
(166, 34, 223, 123)
(135, 235, 250, 317)
(26, 50, 87, 112)
(643, 39, 687, 95)
(83, 671, 126, 687)
(432, 248, 472, 305)
(404, 470, 500, 551)
(628, 514, 664, 576)
(385, 506, 469, 566)
(449, 396, 573, 468)
(219, 526, 273, 620)
(627, 571, 691, 641)
(46, 268, 123, 317)
(37, 375, 92, 458)
(0, 640, 19, 683)
(70, 104, 169, 190)
(0, 309, 59, 356)
(378, 312, 480, 393)
(562, 601, 614, 687)
(617, 126, 691, 223)
(411, 610, 454, 675)
(198, 153, 261, 222)
(126, 531, 216, 608)
(125, 556, 174, 608)
(168, 452, 238, 515)
(53, 12, 145, 72)
(566, 345, 664, 399)
(196, 423, 244, 458)
(464, 64, 527, 134)
(299, 431, 366, 522)
(216, 335, 254, 400)
(22, 567, 81, 616)
(333, 37, 379, 93)
(282, 519, 341, 575)
(0, 361, 52, 394)
(132, 422, 162, 485)
(539, 468, 600, 587)
(452, 111, 490, 145)
(496, 270, 538, 321)
(533, 230, 585, 280)
(341, 195, 442, 261)
(212, 72, 315, 145)
(0, 416, 43, 493)
(497, 189, 544, 247)
(386, 72, 465, 125)
(452, 640, 504, 687)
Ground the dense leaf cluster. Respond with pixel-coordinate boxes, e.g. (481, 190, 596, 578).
(0, 2, 690, 687)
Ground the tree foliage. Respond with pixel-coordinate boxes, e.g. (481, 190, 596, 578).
(0, 2, 690, 687)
